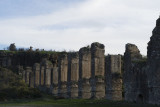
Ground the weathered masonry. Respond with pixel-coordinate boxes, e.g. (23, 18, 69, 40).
(105, 55, 122, 101)
(91, 43, 105, 99)
(79, 47, 92, 99)
(22, 42, 122, 100)
(123, 16, 160, 105)
(3, 15, 160, 105)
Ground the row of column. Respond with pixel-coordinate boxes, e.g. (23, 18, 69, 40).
(22, 42, 122, 100)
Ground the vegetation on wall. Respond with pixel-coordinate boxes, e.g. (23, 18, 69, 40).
(0, 67, 42, 101)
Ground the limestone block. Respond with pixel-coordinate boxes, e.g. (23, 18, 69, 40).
(81, 79, 91, 99)
(70, 83, 79, 98)
(59, 82, 68, 98)
(95, 77, 105, 99)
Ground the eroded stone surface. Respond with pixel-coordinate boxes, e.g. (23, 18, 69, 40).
(25, 67, 32, 84)
(29, 71, 34, 88)
(68, 52, 79, 98)
(91, 42, 105, 99)
(79, 47, 92, 99)
(33, 63, 40, 87)
(58, 54, 68, 98)
(105, 55, 122, 101)
(124, 43, 148, 103)
(40, 66, 45, 86)
(147, 17, 160, 105)
(51, 65, 59, 96)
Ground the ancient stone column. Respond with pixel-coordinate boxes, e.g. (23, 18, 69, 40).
(51, 64, 59, 96)
(44, 60, 52, 88)
(29, 71, 34, 88)
(25, 67, 32, 84)
(91, 42, 105, 99)
(105, 55, 122, 101)
(68, 52, 79, 98)
(58, 53, 68, 98)
(79, 47, 92, 99)
(33, 63, 40, 87)
(40, 65, 45, 86)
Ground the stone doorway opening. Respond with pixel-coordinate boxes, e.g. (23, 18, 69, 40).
(137, 94, 143, 103)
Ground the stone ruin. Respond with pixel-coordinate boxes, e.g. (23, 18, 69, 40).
(79, 47, 92, 99)
(58, 54, 68, 98)
(19, 42, 122, 100)
(91, 42, 105, 99)
(147, 17, 160, 104)
(123, 16, 160, 105)
(105, 55, 122, 101)
(123, 43, 148, 103)
(2, 16, 160, 105)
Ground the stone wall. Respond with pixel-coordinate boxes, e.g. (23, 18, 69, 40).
(105, 55, 122, 101)
(123, 43, 148, 103)
(147, 17, 160, 104)
(0, 52, 12, 67)
(22, 42, 124, 101)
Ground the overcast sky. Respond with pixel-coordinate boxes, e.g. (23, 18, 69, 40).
(0, 0, 159, 55)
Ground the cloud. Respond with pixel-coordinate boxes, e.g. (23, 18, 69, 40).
(0, 0, 159, 55)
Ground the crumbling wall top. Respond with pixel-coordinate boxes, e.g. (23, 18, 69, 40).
(125, 43, 140, 53)
(41, 58, 53, 68)
(58, 53, 68, 60)
(91, 42, 105, 50)
(68, 52, 79, 59)
(79, 47, 90, 54)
